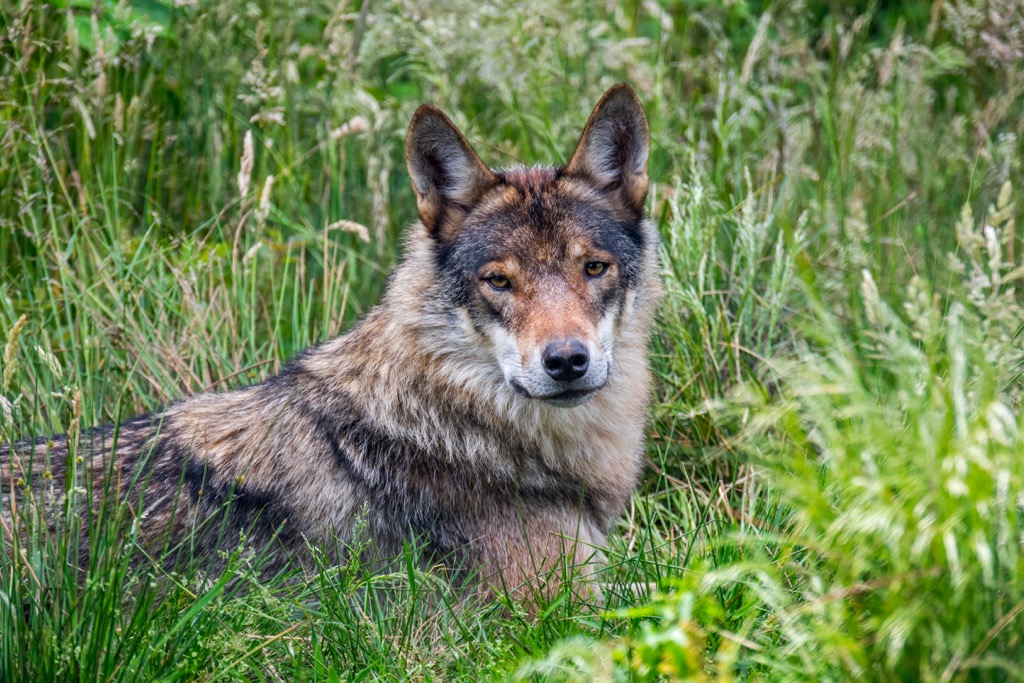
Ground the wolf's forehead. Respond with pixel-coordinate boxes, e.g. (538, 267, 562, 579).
(496, 166, 560, 193)
(473, 195, 607, 258)
(482, 169, 609, 233)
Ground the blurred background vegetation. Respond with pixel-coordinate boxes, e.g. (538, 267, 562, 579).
(1, 0, 1023, 680)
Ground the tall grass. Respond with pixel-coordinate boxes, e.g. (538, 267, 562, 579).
(1, 0, 1022, 680)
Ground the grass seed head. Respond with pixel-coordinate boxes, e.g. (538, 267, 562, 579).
(3, 314, 27, 393)
(238, 130, 254, 200)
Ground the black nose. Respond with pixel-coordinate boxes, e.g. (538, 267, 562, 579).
(542, 340, 590, 382)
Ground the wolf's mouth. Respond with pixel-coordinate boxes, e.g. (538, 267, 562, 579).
(508, 381, 604, 406)
(543, 388, 598, 401)
(540, 387, 602, 408)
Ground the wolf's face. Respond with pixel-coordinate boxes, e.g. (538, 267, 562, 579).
(406, 85, 651, 408)
(435, 170, 648, 407)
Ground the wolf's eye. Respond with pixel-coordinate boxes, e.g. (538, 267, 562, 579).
(486, 274, 511, 290)
(585, 262, 608, 278)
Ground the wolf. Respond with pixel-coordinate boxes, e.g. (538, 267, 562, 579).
(1, 84, 662, 598)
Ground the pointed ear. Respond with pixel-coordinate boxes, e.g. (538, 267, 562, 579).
(565, 83, 650, 215)
(405, 106, 497, 236)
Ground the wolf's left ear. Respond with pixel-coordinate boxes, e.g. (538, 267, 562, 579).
(406, 106, 497, 236)
(566, 84, 650, 215)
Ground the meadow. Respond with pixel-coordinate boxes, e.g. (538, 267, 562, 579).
(1, 0, 1023, 680)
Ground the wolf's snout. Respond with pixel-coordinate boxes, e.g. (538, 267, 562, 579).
(542, 339, 590, 382)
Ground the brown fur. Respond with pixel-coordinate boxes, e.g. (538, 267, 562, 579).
(1, 84, 662, 600)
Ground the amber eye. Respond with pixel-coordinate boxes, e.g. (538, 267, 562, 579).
(486, 274, 511, 290)
(585, 262, 608, 278)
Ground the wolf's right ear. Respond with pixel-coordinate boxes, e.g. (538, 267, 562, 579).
(406, 106, 496, 236)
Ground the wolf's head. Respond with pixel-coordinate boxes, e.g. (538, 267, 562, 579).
(404, 84, 656, 408)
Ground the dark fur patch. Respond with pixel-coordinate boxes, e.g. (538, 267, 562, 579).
(180, 457, 293, 545)
(408, 508, 471, 571)
(310, 411, 370, 489)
